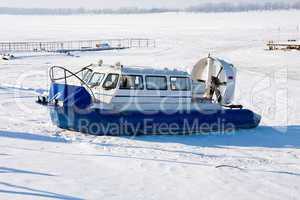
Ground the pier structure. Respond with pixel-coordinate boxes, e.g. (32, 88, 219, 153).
(267, 40, 300, 51)
(0, 38, 156, 54)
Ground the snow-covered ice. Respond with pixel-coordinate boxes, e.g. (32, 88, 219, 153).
(0, 11, 300, 200)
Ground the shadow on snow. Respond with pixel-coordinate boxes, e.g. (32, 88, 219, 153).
(0, 167, 56, 176)
(133, 125, 300, 149)
(0, 182, 82, 200)
(0, 131, 67, 143)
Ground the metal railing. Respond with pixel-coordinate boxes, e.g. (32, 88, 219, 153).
(0, 38, 156, 54)
(49, 65, 96, 101)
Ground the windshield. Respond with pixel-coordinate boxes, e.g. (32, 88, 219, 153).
(103, 74, 119, 90)
(88, 73, 105, 86)
(81, 68, 93, 83)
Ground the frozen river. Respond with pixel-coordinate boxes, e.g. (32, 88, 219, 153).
(0, 11, 300, 200)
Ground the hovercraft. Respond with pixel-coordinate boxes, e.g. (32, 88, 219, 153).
(38, 56, 261, 136)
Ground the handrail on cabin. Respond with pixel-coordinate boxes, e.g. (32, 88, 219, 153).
(49, 65, 96, 101)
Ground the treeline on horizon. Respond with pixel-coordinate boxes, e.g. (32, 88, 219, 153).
(1, 2, 300, 15)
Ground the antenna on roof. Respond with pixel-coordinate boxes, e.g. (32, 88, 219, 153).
(115, 62, 122, 69)
(98, 59, 103, 66)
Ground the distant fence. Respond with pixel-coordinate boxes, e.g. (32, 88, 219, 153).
(0, 38, 156, 54)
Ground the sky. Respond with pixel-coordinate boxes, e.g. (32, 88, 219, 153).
(0, 0, 298, 9)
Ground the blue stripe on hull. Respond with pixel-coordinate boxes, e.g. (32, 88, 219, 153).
(50, 106, 261, 136)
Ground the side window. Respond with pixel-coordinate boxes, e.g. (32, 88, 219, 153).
(146, 76, 167, 90)
(170, 77, 191, 91)
(103, 74, 119, 90)
(119, 75, 143, 90)
(88, 73, 105, 86)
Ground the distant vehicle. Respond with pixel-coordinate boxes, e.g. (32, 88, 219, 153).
(57, 43, 121, 53)
(38, 56, 261, 136)
(96, 43, 111, 48)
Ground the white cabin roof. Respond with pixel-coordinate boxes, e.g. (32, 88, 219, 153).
(122, 66, 189, 76)
(88, 64, 189, 77)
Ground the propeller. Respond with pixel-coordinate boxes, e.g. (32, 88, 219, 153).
(210, 66, 227, 103)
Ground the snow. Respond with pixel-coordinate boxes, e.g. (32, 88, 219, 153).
(0, 11, 300, 199)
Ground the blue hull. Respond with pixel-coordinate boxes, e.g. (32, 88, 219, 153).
(49, 106, 261, 136)
(48, 83, 261, 136)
